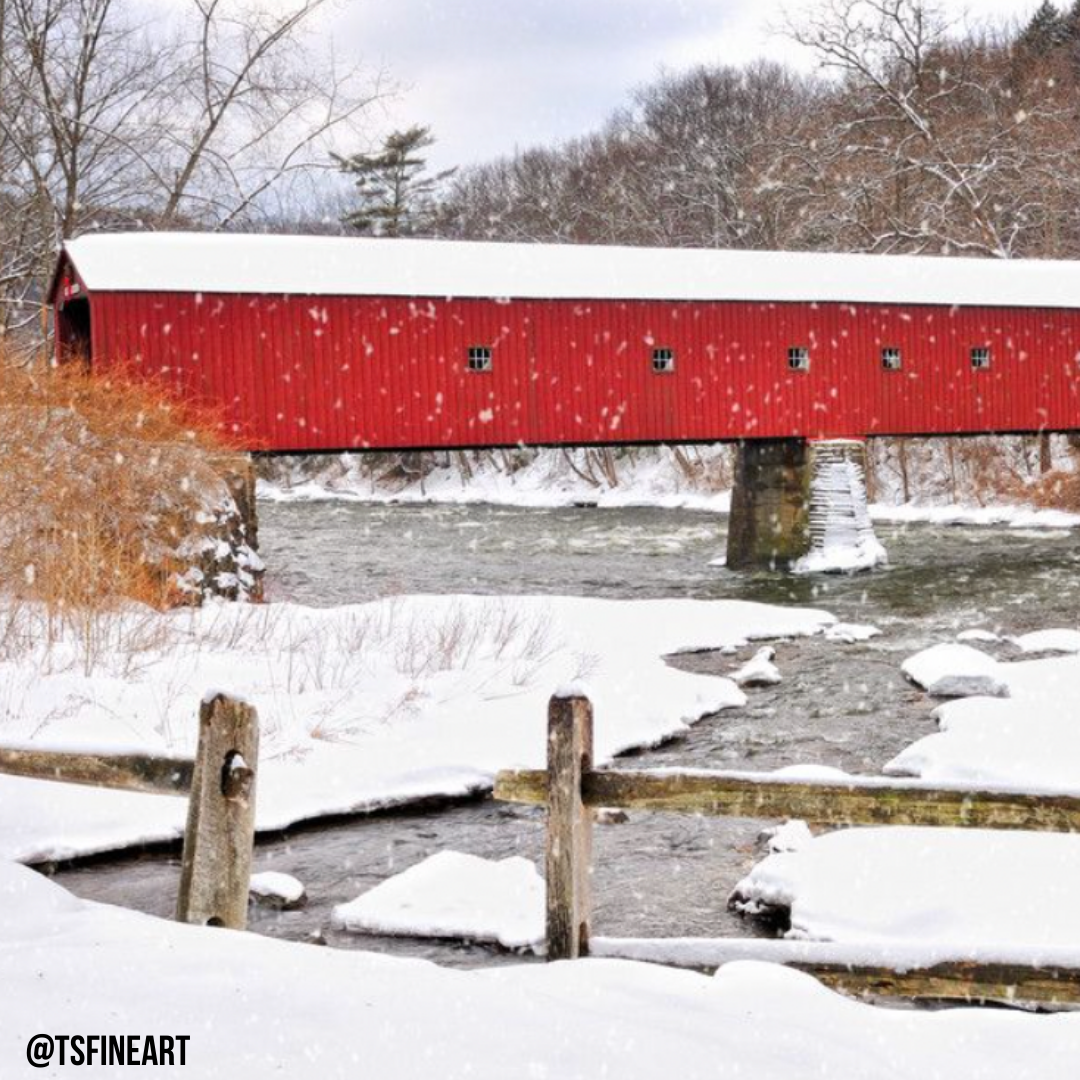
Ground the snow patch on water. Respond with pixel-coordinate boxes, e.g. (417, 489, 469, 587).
(332, 851, 544, 951)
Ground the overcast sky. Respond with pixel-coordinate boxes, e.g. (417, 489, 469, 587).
(332, 0, 1047, 171)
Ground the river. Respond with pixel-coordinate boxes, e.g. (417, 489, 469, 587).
(51, 501, 1080, 967)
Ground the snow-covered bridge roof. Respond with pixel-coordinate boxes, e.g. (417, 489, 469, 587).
(57, 232, 1080, 310)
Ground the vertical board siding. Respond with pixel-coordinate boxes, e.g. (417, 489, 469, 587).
(71, 291, 1080, 450)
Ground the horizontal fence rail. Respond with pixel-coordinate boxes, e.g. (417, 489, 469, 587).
(494, 689, 1080, 1008)
(0, 746, 194, 795)
(591, 938, 1080, 1008)
(495, 769, 1080, 833)
(0, 693, 258, 931)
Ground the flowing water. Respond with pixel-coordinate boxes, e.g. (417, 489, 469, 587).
(51, 501, 1080, 967)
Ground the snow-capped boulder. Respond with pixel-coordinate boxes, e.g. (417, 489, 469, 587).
(901, 643, 1009, 698)
(758, 819, 814, 855)
(249, 871, 306, 910)
(733, 646, 781, 687)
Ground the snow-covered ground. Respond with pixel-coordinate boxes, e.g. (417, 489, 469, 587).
(732, 639, 1080, 952)
(259, 448, 737, 513)
(0, 594, 833, 863)
(731, 826, 1080, 951)
(888, 650, 1080, 790)
(258, 444, 1080, 529)
(3, 861, 1078, 1079)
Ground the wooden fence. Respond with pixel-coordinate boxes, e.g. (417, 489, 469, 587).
(0, 692, 258, 930)
(495, 690, 1080, 1008)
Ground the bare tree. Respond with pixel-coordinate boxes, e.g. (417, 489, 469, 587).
(0, 0, 385, 342)
(158, 0, 385, 228)
(786, 0, 1080, 257)
(0, 0, 165, 337)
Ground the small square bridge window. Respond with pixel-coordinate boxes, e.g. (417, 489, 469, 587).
(971, 347, 991, 371)
(467, 346, 492, 373)
(882, 347, 902, 371)
(652, 348, 675, 374)
(788, 346, 810, 372)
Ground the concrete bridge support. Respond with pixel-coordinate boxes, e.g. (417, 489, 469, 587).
(726, 439, 886, 572)
(726, 439, 811, 570)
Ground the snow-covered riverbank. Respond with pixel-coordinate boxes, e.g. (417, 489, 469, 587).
(258, 445, 1080, 530)
(3, 861, 1077, 1079)
(731, 636, 1080, 950)
(0, 594, 833, 863)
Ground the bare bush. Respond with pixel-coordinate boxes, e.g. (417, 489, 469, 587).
(0, 350, 248, 629)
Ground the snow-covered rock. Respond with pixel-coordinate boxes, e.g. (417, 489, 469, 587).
(1011, 629, 1080, 655)
(332, 851, 544, 951)
(886, 655, 1080, 792)
(5, 860, 1078, 1079)
(249, 871, 306, 910)
(759, 820, 814, 855)
(901, 643, 1009, 698)
(732, 646, 781, 687)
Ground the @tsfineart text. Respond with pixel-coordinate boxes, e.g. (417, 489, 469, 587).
(26, 1034, 190, 1068)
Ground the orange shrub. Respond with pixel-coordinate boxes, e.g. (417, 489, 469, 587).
(0, 350, 251, 614)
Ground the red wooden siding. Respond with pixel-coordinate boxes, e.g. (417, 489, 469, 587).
(73, 289, 1080, 452)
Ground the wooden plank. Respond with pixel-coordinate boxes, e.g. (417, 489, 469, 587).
(494, 769, 1080, 832)
(0, 746, 193, 795)
(176, 694, 259, 931)
(810, 963, 1080, 1008)
(546, 692, 593, 961)
(592, 937, 1080, 1008)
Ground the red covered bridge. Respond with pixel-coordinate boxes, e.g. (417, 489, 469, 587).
(49, 233, 1080, 453)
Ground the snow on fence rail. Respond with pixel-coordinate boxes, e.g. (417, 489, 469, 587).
(494, 691, 1080, 1008)
(0, 693, 258, 930)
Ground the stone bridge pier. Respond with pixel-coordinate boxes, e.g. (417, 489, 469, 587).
(726, 438, 887, 573)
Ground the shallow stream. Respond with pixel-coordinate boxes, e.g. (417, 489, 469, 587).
(51, 502, 1080, 967)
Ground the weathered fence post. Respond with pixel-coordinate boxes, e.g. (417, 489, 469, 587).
(546, 690, 593, 960)
(176, 693, 259, 930)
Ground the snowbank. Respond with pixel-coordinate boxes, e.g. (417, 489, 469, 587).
(0, 595, 834, 862)
(258, 449, 734, 514)
(901, 642, 1009, 698)
(257, 445, 1080, 531)
(333, 851, 544, 951)
(870, 502, 1080, 529)
(728, 636, 1080, 964)
(3, 861, 1078, 1078)
(731, 827, 1080, 952)
(886, 654, 1080, 791)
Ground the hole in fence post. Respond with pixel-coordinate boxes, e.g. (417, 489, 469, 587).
(176, 693, 259, 932)
(546, 690, 593, 961)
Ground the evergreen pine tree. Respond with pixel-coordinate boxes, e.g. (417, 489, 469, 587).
(1017, 1, 1067, 56)
(334, 126, 456, 237)
(1064, 0, 1080, 48)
